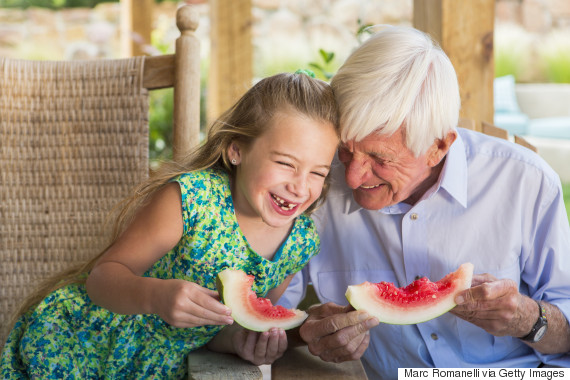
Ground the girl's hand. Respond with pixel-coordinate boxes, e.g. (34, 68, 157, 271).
(153, 279, 233, 328)
(232, 327, 288, 365)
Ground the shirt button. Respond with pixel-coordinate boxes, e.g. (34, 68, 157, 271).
(410, 213, 418, 220)
(431, 333, 438, 340)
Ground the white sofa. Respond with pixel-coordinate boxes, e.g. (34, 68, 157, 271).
(493, 76, 570, 183)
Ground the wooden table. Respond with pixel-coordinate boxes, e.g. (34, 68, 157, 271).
(188, 346, 368, 380)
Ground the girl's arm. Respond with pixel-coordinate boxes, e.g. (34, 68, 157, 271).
(85, 182, 232, 327)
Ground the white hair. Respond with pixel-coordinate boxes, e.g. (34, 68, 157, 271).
(330, 26, 460, 156)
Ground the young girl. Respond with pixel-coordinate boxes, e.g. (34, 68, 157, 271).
(0, 72, 339, 379)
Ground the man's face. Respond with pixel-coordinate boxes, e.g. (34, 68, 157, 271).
(338, 129, 437, 210)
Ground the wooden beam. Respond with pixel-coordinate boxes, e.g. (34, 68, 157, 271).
(120, 0, 154, 57)
(413, 0, 495, 131)
(208, 0, 253, 124)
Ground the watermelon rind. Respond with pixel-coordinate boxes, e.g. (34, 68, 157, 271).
(345, 263, 474, 325)
(217, 269, 308, 332)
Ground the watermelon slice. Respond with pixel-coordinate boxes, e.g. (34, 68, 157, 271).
(345, 263, 474, 325)
(216, 268, 308, 332)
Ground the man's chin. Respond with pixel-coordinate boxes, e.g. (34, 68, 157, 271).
(352, 190, 389, 211)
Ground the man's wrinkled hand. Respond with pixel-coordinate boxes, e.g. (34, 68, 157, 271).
(451, 273, 532, 337)
(299, 302, 378, 363)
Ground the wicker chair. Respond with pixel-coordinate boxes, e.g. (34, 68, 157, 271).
(0, 5, 201, 346)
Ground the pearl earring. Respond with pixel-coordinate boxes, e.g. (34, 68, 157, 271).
(231, 159, 237, 165)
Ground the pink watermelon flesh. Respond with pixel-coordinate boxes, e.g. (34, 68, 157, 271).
(217, 268, 308, 332)
(247, 293, 296, 319)
(345, 263, 474, 324)
(375, 273, 454, 307)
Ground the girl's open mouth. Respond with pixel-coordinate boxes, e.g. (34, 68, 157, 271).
(271, 193, 299, 211)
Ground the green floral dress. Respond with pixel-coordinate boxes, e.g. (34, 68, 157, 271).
(0, 169, 319, 379)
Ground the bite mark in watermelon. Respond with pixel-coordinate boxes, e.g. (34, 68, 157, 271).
(345, 263, 474, 325)
(216, 268, 308, 332)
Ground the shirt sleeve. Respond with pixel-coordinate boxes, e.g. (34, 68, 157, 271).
(521, 177, 570, 366)
(277, 267, 309, 309)
(522, 179, 570, 312)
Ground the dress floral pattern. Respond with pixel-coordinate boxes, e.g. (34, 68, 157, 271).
(0, 169, 319, 379)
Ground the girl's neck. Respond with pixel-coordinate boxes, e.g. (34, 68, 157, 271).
(235, 212, 293, 260)
(229, 176, 294, 260)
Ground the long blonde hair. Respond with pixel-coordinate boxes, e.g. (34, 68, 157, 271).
(12, 72, 339, 323)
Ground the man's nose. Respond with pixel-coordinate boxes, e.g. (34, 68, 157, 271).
(344, 156, 370, 189)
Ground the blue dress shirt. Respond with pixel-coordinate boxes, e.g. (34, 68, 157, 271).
(280, 128, 570, 379)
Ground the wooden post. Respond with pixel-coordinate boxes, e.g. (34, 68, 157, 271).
(413, 0, 495, 131)
(208, 0, 253, 124)
(120, 0, 153, 57)
(174, 6, 201, 160)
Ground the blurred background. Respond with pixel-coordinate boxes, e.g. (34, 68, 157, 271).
(0, 0, 569, 217)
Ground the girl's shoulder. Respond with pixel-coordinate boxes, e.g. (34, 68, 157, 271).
(290, 213, 319, 247)
(173, 168, 227, 185)
(171, 169, 229, 198)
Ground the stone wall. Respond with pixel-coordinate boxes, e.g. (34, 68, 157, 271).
(0, 0, 567, 80)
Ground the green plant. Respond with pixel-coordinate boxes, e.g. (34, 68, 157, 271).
(563, 183, 570, 222)
(0, 0, 112, 9)
(494, 24, 532, 80)
(308, 19, 372, 82)
(308, 49, 336, 81)
(149, 88, 174, 166)
(538, 31, 570, 83)
(0, 0, 177, 9)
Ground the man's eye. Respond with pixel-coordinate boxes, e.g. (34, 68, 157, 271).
(374, 157, 389, 166)
(338, 147, 352, 160)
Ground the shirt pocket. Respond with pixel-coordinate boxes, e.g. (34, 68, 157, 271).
(316, 270, 398, 305)
(456, 264, 530, 363)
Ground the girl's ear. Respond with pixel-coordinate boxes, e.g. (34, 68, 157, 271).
(227, 142, 242, 165)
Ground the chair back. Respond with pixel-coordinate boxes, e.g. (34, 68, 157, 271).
(458, 119, 538, 153)
(0, 5, 201, 346)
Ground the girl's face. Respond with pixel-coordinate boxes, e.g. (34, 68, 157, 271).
(229, 112, 338, 229)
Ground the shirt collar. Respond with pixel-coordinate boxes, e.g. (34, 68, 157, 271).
(344, 130, 468, 214)
(438, 131, 468, 208)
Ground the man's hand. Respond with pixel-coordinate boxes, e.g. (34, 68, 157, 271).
(299, 302, 378, 363)
(450, 273, 534, 337)
(451, 273, 570, 354)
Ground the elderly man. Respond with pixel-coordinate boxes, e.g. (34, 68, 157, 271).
(280, 26, 570, 379)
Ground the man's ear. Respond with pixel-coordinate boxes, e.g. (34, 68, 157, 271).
(427, 130, 457, 167)
(227, 142, 242, 165)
